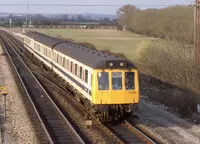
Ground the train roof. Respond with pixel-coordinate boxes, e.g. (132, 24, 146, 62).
(25, 31, 136, 69)
(26, 31, 65, 48)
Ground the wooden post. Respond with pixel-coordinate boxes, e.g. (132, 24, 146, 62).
(194, 0, 199, 64)
(4, 95, 6, 118)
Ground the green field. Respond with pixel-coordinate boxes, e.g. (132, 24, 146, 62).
(33, 29, 158, 61)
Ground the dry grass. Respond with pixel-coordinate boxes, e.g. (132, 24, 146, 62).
(137, 40, 200, 115)
(30, 28, 159, 60)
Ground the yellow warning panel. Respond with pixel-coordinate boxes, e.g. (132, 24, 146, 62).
(0, 86, 8, 95)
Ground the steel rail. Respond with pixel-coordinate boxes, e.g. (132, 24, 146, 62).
(0, 31, 85, 144)
(0, 37, 54, 144)
(125, 120, 157, 144)
(5, 30, 157, 144)
(103, 120, 157, 144)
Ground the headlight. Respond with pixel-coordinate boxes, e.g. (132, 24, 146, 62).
(110, 62, 113, 67)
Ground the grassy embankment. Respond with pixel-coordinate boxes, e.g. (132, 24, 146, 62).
(33, 29, 158, 61)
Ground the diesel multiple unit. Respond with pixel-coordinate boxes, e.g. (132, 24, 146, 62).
(23, 31, 139, 121)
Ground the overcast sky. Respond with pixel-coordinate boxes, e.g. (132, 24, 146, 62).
(0, 0, 191, 14)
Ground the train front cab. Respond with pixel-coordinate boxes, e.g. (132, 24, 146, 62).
(92, 69, 139, 106)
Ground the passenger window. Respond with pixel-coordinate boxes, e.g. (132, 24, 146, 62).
(65, 59, 68, 69)
(67, 60, 69, 70)
(38, 44, 40, 51)
(63, 57, 65, 67)
(125, 72, 135, 90)
(82, 69, 85, 80)
(77, 66, 80, 77)
(60, 56, 62, 65)
(57, 54, 59, 63)
(80, 67, 83, 79)
(68, 61, 71, 71)
(85, 70, 88, 83)
(70, 62, 73, 72)
(75, 64, 77, 76)
(112, 72, 122, 90)
(98, 72, 109, 90)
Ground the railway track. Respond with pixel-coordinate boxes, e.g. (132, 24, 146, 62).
(1, 30, 158, 144)
(104, 120, 156, 144)
(0, 31, 85, 143)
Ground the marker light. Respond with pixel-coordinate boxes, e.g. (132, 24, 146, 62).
(110, 62, 113, 67)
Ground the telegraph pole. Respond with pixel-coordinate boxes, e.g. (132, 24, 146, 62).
(26, 2, 30, 27)
(9, 18, 12, 30)
(194, 0, 199, 64)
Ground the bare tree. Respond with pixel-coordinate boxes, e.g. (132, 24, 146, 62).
(117, 5, 139, 30)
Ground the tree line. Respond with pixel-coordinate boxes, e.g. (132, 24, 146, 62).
(0, 14, 117, 27)
(117, 5, 194, 44)
(117, 5, 200, 116)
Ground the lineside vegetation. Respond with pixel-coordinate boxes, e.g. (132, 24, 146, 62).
(117, 5, 193, 43)
(118, 5, 200, 117)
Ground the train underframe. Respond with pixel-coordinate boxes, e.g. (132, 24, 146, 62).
(80, 96, 138, 122)
(94, 104, 138, 122)
(22, 46, 139, 123)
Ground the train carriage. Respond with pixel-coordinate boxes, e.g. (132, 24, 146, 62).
(24, 31, 139, 121)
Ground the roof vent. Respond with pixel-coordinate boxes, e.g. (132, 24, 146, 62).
(92, 52, 95, 54)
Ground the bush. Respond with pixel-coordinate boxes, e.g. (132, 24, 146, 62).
(77, 42, 97, 50)
(118, 6, 194, 44)
(136, 40, 200, 115)
(101, 49, 127, 58)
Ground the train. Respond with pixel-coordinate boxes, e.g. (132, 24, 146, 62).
(23, 31, 140, 122)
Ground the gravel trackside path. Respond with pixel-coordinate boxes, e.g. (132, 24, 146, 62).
(0, 44, 40, 144)
(136, 98, 200, 144)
